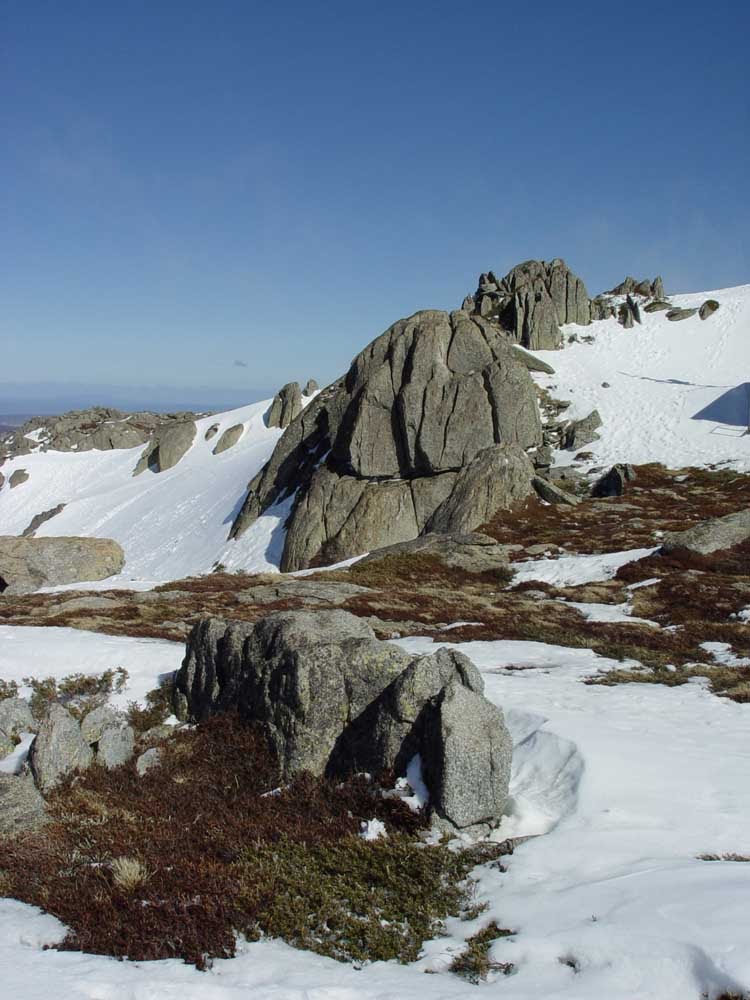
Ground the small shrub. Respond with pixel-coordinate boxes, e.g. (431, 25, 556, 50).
(449, 920, 515, 983)
(24, 668, 129, 720)
(0, 679, 19, 700)
(126, 677, 174, 733)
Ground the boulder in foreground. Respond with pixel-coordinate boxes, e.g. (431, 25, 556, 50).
(174, 610, 512, 832)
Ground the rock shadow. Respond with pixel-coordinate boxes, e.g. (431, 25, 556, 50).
(693, 383, 750, 428)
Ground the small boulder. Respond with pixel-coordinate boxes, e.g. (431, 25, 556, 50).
(80, 704, 121, 744)
(424, 682, 511, 831)
(591, 463, 637, 498)
(563, 411, 602, 450)
(136, 747, 162, 776)
(0, 697, 35, 739)
(21, 503, 67, 538)
(9, 469, 29, 488)
(661, 510, 750, 557)
(96, 724, 135, 769)
(303, 379, 319, 396)
(666, 307, 697, 322)
(204, 423, 220, 441)
(644, 300, 672, 313)
(511, 345, 556, 374)
(0, 771, 47, 836)
(28, 705, 94, 794)
(212, 423, 244, 455)
(699, 299, 720, 320)
(532, 476, 580, 506)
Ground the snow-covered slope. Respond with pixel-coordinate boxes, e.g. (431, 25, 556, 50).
(2, 284, 748, 588)
(534, 283, 750, 470)
(0, 399, 289, 584)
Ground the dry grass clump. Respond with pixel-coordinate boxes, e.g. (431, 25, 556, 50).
(0, 713, 505, 969)
(111, 856, 151, 892)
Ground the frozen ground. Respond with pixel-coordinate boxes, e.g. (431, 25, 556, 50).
(1, 622, 749, 998)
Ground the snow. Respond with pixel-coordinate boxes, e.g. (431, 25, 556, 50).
(512, 547, 657, 587)
(1, 614, 750, 995)
(359, 818, 388, 841)
(0, 625, 184, 711)
(562, 600, 659, 626)
(0, 400, 287, 584)
(530, 283, 750, 472)
(700, 640, 750, 667)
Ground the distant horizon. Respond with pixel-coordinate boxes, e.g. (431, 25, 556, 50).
(0, 381, 273, 419)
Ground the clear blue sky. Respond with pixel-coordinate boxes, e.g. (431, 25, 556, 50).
(2, 0, 748, 411)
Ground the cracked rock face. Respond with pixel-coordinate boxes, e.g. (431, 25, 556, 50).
(231, 309, 541, 570)
(174, 611, 512, 831)
(463, 258, 592, 350)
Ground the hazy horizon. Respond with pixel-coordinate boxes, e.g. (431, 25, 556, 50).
(0, 381, 273, 419)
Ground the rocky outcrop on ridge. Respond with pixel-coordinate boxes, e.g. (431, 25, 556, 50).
(0, 536, 125, 593)
(174, 610, 512, 832)
(267, 382, 303, 429)
(230, 308, 542, 570)
(0, 407, 203, 461)
(462, 258, 592, 350)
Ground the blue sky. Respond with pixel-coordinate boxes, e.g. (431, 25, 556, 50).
(2, 1, 748, 410)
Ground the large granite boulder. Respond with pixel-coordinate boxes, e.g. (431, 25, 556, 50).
(463, 258, 591, 350)
(0, 536, 125, 594)
(661, 510, 750, 557)
(231, 309, 541, 570)
(173, 611, 512, 831)
(28, 705, 94, 793)
(133, 421, 196, 475)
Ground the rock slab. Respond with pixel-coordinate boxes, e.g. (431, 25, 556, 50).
(0, 536, 125, 594)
